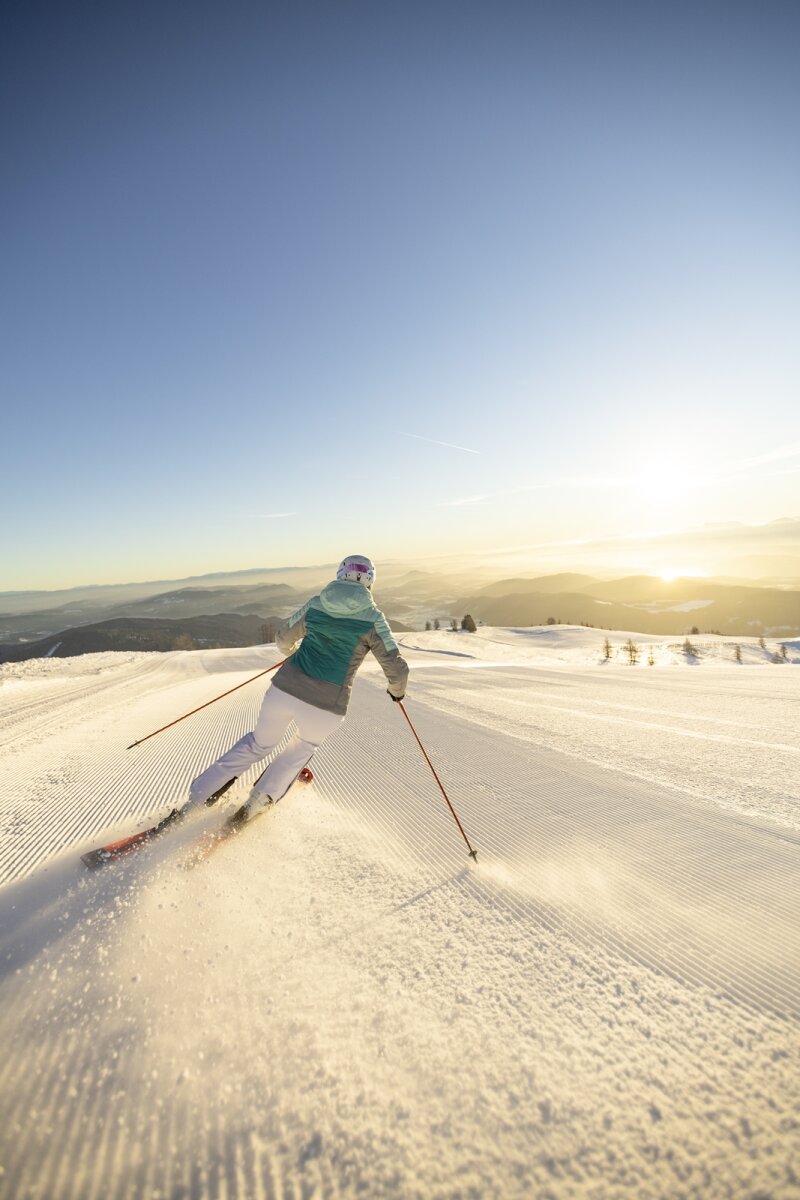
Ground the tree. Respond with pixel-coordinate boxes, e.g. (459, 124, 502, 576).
(433, 618, 440, 631)
(647, 648, 655, 666)
(546, 616, 557, 626)
(683, 638, 698, 658)
(451, 618, 458, 630)
(758, 636, 766, 650)
(624, 638, 639, 665)
(780, 643, 789, 661)
(734, 644, 742, 663)
(425, 621, 432, 631)
(603, 637, 612, 661)
(461, 614, 477, 633)
(690, 626, 700, 636)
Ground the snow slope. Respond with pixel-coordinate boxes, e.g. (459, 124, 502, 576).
(0, 630, 799, 1198)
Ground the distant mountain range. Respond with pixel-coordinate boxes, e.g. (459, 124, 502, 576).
(1, 568, 797, 662)
(455, 575, 800, 636)
(0, 564, 337, 615)
(0, 601, 416, 663)
(0, 583, 311, 645)
(0, 615, 274, 661)
(0, 568, 460, 650)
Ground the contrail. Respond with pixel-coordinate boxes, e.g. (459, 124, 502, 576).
(401, 432, 481, 454)
(442, 476, 631, 506)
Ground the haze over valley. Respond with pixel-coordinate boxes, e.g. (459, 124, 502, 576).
(1, 554, 798, 662)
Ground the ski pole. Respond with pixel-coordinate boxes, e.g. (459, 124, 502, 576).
(126, 659, 286, 749)
(397, 700, 478, 862)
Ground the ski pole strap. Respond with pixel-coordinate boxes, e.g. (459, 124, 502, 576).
(397, 701, 478, 861)
(126, 659, 286, 749)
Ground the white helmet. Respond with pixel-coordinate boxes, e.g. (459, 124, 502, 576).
(336, 555, 376, 589)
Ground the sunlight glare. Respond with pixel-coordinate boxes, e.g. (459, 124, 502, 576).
(658, 566, 706, 582)
(635, 457, 698, 504)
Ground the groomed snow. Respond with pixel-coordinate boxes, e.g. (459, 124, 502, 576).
(0, 627, 798, 1198)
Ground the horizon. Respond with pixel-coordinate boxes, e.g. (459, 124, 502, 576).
(3, 2, 799, 591)
(2, 514, 800, 604)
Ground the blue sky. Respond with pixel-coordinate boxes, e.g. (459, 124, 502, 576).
(2, 0, 798, 589)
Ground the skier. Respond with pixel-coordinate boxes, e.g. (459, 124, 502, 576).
(183, 555, 409, 822)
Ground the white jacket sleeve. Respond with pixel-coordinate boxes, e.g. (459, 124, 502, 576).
(276, 598, 312, 656)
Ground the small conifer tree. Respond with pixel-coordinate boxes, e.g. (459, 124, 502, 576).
(603, 637, 612, 661)
(461, 614, 477, 633)
(734, 644, 742, 663)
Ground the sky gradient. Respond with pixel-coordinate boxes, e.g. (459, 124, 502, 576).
(2, 0, 799, 589)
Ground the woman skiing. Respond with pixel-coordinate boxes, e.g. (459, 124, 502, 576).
(184, 555, 408, 823)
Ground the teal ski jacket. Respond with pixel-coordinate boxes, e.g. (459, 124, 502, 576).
(271, 580, 409, 715)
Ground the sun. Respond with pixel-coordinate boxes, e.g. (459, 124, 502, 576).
(658, 566, 706, 583)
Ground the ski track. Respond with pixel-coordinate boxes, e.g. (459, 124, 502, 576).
(0, 644, 799, 1198)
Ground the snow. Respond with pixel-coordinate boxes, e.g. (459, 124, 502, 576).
(399, 623, 799, 670)
(0, 628, 799, 1197)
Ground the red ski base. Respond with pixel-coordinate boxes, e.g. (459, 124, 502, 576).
(81, 808, 183, 870)
(82, 768, 314, 871)
(81, 777, 240, 871)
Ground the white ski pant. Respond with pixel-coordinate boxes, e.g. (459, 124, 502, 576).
(188, 686, 343, 807)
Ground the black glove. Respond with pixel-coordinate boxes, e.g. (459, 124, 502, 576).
(387, 690, 404, 702)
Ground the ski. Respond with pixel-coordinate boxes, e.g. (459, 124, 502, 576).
(80, 807, 184, 870)
(182, 767, 314, 870)
(80, 777, 238, 871)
